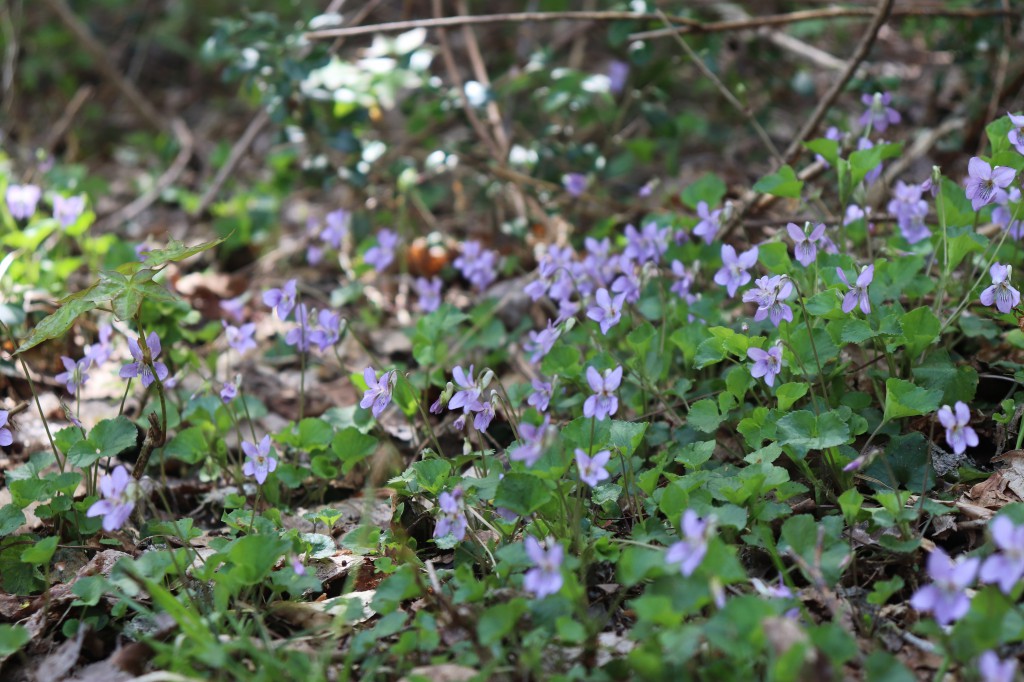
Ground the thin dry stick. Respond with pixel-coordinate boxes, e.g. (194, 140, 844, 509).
(658, 10, 783, 164)
(456, 0, 510, 157)
(43, 85, 94, 153)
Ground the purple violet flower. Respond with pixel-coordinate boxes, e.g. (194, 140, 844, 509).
(583, 365, 622, 421)
(887, 180, 931, 244)
(242, 434, 277, 485)
(525, 319, 561, 363)
(220, 381, 237, 403)
(55, 356, 91, 395)
(510, 416, 550, 467)
(966, 157, 1016, 211)
(309, 309, 342, 352)
(980, 262, 1020, 314)
(562, 173, 588, 197)
(670, 261, 698, 302)
(611, 271, 642, 304)
(979, 516, 1024, 594)
(1008, 112, 1024, 156)
(119, 332, 169, 388)
(322, 209, 349, 249)
(85, 465, 136, 531)
(223, 321, 257, 354)
(263, 279, 298, 320)
(837, 264, 874, 314)
(364, 229, 399, 272)
(692, 202, 723, 244)
(666, 510, 711, 577)
(434, 487, 467, 541)
(587, 288, 625, 335)
(937, 401, 978, 456)
(5, 184, 41, 220)
(714, 245, 758, 297)
(624, 222, 670, 263)
(743, 275, 794, 326)
(859, 91, 901, 133)
(0, 410, 13, 447)
(219, 295, 247, 323)
(528, 377, 553, 412)
(747, 343, 784, 387)
(284, 303, 314, 352)
(576, 448, 612, 488)
(414, 276, 443, 312)
(524, 536, 564, 598)
(454, 240, 499, 290)
(993, 189, 1024, 239)
(361, 367, 396, 418)
(471, 394, 497, 432)
(909, 548, 979, 626)
(53, 194, 86, 228)
(449, 365, 483, 411)
(84, 324, 113, 367)
(787, 222, 826, 267)
(607, 60, 629, 94)
(978, 651, 1017, 682)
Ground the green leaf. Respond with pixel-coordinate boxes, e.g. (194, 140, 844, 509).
(21, 536, 58, 566)
(687, 399, 724, 433)
(477, 600, 528, 645)
(777, 410, 851, 454)
(219, 534, 290, 585)
(301, 533, 336, 559)
(883, 378, 942, 422)
(495, 473, 552, 516)
(946, 225, 987, 272)
(864, 433, 935, 492)
(912, 351, 978, 405)
(332, 427, 379, 474)
(0, 505, 26, 536)
(541, 344, 581, 377)
(140, 237, 225, 269)
(987, 115, 1015, 157)
(779, 515, 848, 585)
(848, 142, 901, 186)
(776, 382, 808, 411)
(67, 417, 139, 468)
(674, 441, 715, 469)
(838, 318, 875, 344)
(681, 174, 727, 209)
(15, 296, 99, 354)
(0, 624, 30, 658)
(752, 164, 803, 198)
(804, 137, 838, 167)
(163, 427, 207, 465)
(899, 307, 940, 357)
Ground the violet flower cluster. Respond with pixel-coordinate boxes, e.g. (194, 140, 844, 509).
(434, 487, 468, 541)
(454, 240, 499, 290)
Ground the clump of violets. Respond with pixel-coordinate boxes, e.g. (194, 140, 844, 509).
(859, 91, 901, 133)
(562, 173, 587, 197)
(242, 434, 278, 485)
(623, 222, 670, 264)
(523, 536, 564, 598)
(583, 366, 622, 420)
(666, 510, 711, 577)
(747, 342, 783, 387)
(223, 321, 257, 355)
(120, 332, 169, 388)
(587, 288, 625, 335)
(0, 410, 12, 447)
(263, 279, 298, 320)
(787, 222, 826, 267)
(979, 516, 1024, 594)
(454, 240, 499, 290)
(937, 401, 978, 455)
(978, 651, 1017, 682)
(887, 180, 931, 244)
(434, 487, 468, 542)
(576, 449, 612, 488)
(361, 367, 396, 418)
(980, 262, 1020, 314)
(414, 276, 443, 313)
(55, 356, 91, 395)
(714, 245, 758, 298)
(52, 194, 86, 228)
(837, 264, 874, 314)
(510, 416, 551, 467)
(86, 465, 136, 531)
(364, 229, 399, 272)
(909, 548, 978, 626)
(5, 183, 41, 220)
(743, 275, 793, 327)
(966, 157, 1015, 210)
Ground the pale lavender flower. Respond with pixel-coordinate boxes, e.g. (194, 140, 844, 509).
(743, 275, 794, 326)
(219, 295, 247, 323)
(434, 487, 467, 541)
(857, 137, 884, 185)
(607, 60, 629, 94)
(747, 344, 783, 387)
(611, 271, 642, 304)
(624, 222, 670, 263)
(524, 536, 564, 598)
(135, 243, 153, 262)
(510, 416, 550, 467)
(525, 319, 561, 363)
(587, 288, 625, 335)
(1008, 112, 1024, 156)
(55, 356, 90, 395)
(980, 516, 1024, 594)
(993, 189, 1024, 239)
(242, 434, 277, 485)
(692, 202, 722, 244)
(291, 557, 307, 576)
(5, 183, 41, 220)
(284, 303, 314, 352)
(472, 394, 497, 432)
(361, 367, 396, 418)
(86, 465, 136, 531)
(454, 240, 499, 290)
(309, 309, 342, 352)
(937, 401, 978, 456)
(223, 321, 257, 354)
(666, 510, 710, 577)
(220, 381, 237, 403)
(787, 222, 826, 267)
(859, 91, 901, 133)
(670, 261, 698, 302)
(364, 229, 399, 272)
(449, 365, 483, 411)
(887, 180, 931, 244)
(563, 173, 588, 197)
(52, 194, 86, 228)
(0, 410, 13, 447)
(306, 244, 323, 266)
(576, 449, 612, 488)
(714, 245, 758, 297)
(978, 651, 1017, 682)
(980, 262, 1021, 314)
(966, 157, 1015, 211)
(415, 276, 443, 312)
(84, 324, 114, 366)
(119, 332, 169, 388)
(837, 264, 874, 314)
(909, 548, 979, 625)
(583, 365, 622, 420)
(528, 377, 553, 412)
(322, 209, 349, 249)
(263, 279, 298, 320)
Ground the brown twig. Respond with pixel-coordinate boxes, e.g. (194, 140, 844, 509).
(43, 85, 94, 154)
